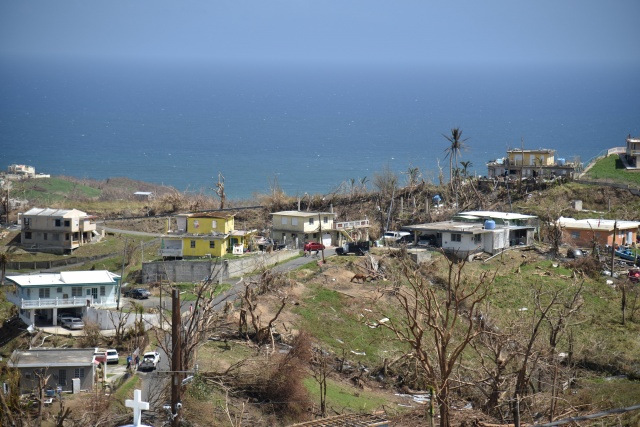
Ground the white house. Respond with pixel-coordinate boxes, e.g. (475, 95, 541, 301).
(402, 211, 537, 258)
(5, 270, 121, 327)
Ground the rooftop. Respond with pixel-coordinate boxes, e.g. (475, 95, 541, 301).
(557, 217, 640, 231)
(272, 210, 335, 218)
(8, 348, 96, 368)
(23, 207, 87, 218)
(6, 270, 120, 288)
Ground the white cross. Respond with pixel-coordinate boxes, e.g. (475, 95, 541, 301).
(125, 389, 149, 427)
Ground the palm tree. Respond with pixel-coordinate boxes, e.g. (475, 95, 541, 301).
(443, 128, 469, 187)
(460, 160, 473, 178)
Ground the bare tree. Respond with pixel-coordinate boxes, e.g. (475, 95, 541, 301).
(154, 261, 233, 372)
(373, 255, 494, 427)
(108, 309, 131, 347)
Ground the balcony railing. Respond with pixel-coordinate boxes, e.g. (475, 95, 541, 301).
(333, 220, 370, 230)
(7, 294, 116, 309)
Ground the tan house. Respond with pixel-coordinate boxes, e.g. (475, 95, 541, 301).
(20, 208, 99, 254)
(626, 134, 640, 168)
(557, 217, 640, 248)
(487, 148, 577, 178)
(270, 210, 370, 249)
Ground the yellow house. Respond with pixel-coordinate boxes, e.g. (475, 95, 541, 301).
(159, 212, 254, 258)
(487, 148, 577, 178)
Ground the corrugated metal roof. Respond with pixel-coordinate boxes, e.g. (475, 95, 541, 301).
(7, 270, 120, 287)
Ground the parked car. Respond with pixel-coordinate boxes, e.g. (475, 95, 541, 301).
(382, 231, 410, 244)
(336, 241, 370, 256)
(123, 288, 151, 299)
(417, 234, 436, 247)
(106, 349, 119, 364)
(63, 318, 84, 330)
(57, 315, 75, 326)
(138, 351, 161, 371)
(304, 242, 325, 252)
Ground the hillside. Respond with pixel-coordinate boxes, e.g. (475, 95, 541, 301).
(1, 170, 639, 426)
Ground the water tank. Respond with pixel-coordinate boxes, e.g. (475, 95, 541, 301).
(557, 158, 565, 166)
(432, 194, 442, 203)
(484, 220, 496, 230)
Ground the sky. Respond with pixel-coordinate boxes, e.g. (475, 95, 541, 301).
(1, 0, 639, 67)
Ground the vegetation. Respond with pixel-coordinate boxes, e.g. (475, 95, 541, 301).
(584, 154, 640, 187)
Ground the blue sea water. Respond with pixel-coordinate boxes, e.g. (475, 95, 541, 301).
(1, 58, 639, 201)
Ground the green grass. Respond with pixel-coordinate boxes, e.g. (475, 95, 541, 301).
(303, 376, 388, 413)
(584, 155, 640, 186)
(10, 177, 102, 204)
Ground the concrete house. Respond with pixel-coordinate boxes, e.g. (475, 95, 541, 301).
(487, 148, 577, 178)
(557, 217, 640, 248)
(19, 207, 99, 254)
(402, 211, 537, 258)
(271, 210, 370, 249)
(159, 212, 255, 258)
(626, 134, 640, 168)
(8, 348, 96, 394)
(5, 270, 121, 327)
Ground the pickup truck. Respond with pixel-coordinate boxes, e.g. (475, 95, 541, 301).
(138, 351, 161, 371)
(335, 241, 370, 256)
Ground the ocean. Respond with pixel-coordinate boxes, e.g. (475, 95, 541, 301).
(1, 58, 639, 201)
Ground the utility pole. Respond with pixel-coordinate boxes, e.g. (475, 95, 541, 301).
(117, 237, 128, 310)
(318, 213, 325, 264)
(171, 288, 182, 427)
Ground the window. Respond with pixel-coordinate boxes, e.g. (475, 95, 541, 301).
(474, 234, 482, 244)
(451, 233, 462, 242)
(58, 370, 67, 386)
(43, 233, 48, 241)
(323, 216, 328, 224)
(71, 287, 82, 297)
(309, 218, 314, 225)
(64, 220, 70, 227)
(25, 372, 31, 380)
(65, 233, 70, 241)
(100, 286, 105, 296)
(39, 288, 50, 298)
(74, 368, 85, 379)
(571, 231, 580, 239)
(55, 219, 62, 227)
(281, 217, 288, 225)
(190, 240, 196, 249)
(209, 241, 215, 249)
(291, 218, 298, 226)
(57, 287, 63, 293)
(211, 220, 217, 229)
(25, 231, 32, 239)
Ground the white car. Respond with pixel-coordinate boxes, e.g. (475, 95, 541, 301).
(62, 317, 84, 329)
(138, 351, 161, 371)
(106, 349, 119, 364)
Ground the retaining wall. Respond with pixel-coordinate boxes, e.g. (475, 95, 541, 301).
(140, 250, 299, 284)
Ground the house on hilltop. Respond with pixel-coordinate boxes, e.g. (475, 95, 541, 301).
(19, 207, 100, 254)
(625, 134, 640, 168)
(556, 217, 640, 248)
(270, 210, 370, 249)
(487, 148, 577, 178)
(159, 212, 256, 258)
(402, 210, 537, 259)
(5, 270, 121, 328)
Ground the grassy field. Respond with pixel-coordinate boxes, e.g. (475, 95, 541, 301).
(584, 154, 640, 186)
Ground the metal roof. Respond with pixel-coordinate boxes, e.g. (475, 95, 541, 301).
(272, 211, 336, 218)
(6, 270, 120, 288)
(8, 348, 96, 368)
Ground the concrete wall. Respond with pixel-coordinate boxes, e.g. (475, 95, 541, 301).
(140, 250, 299, 284)
(85, 306, 159, 330)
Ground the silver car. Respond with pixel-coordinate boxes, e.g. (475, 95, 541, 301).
(64, 317, 84, 330)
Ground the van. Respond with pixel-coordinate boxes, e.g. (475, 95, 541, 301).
(382, 231, 410, 242)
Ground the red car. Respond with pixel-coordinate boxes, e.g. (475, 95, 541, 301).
(304, 242, 325, 252)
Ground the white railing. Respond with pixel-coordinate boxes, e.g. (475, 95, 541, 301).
(334, 220, 370, 230)
(6, 294, 116, 309)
